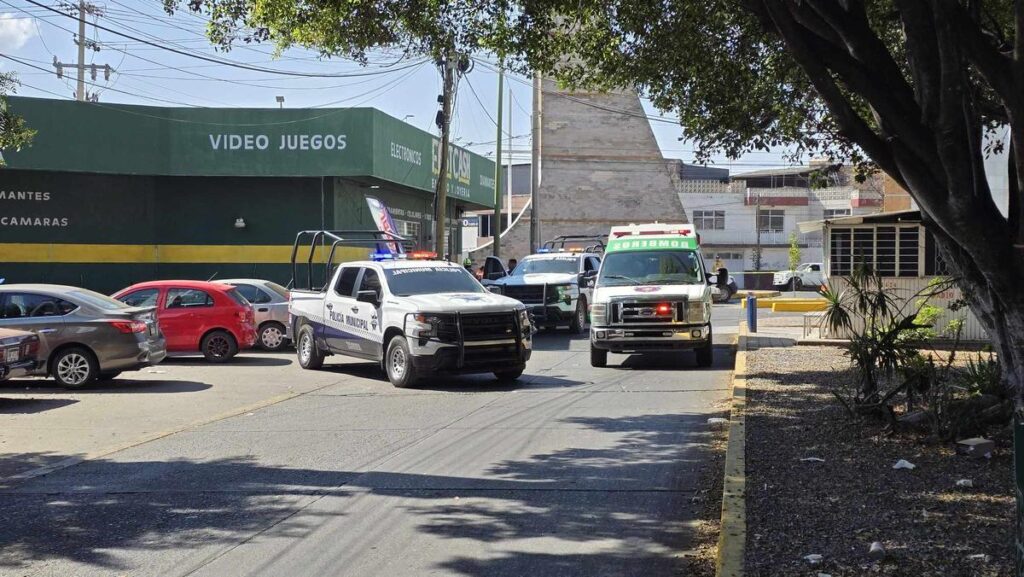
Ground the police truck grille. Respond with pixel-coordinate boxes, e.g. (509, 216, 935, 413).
(502, 285, 545, 304)
(460, 313, 517, 341)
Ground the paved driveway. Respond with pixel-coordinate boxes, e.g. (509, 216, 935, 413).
(0, 311, 736, 577)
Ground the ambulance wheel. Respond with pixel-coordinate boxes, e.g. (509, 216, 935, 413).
(385, 336, 418, 388)
(696, 334, 714, 368)
(569, 297, 587, 334)
(297, 325, 325, 370)
(590, 346, 607, 368)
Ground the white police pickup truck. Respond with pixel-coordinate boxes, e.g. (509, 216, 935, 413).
(589, 223, 714, 368)
(289, 243, 532, 388)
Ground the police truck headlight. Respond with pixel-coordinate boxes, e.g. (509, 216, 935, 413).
(687, 301, 708, 322)
(590, 302, 607, 324)
(410, 313, 443, 338)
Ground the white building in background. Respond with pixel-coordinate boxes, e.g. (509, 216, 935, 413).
(668, 160, 885, 286)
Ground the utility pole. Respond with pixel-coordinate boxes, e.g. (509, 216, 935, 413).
(433, 50, 456, 258)
(76, 0, 86, 101)
(529, 73, 542, 253)
(53, 1, 112, 101)
(754, 190, 762, 271)
(492, 65, 504, 258)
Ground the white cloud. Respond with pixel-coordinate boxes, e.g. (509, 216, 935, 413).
(0, 14, 37, 52)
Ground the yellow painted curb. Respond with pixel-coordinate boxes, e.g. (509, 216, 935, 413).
(716, 322, 747, 577)
(771, 301, 828, 312)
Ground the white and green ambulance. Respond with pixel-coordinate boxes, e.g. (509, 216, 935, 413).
(588, 223, 714, 368)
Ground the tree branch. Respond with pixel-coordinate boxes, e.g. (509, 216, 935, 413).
(941, 1, 1016, 108)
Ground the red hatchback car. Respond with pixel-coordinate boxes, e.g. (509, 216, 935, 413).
(112, 281, 257, 362)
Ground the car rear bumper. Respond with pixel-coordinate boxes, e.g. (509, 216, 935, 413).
(101, 335, 168, 371)
(590, 323, 711, 352)
(0, 359, 41, 381)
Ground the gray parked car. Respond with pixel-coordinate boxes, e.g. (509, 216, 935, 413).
(0, 284, 167, 388)
(220, 279, 291, 351)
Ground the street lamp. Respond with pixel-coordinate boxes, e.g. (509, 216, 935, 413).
(275, 96, 285, 109)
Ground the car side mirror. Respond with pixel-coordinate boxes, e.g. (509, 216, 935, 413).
(583, 277, 596, 289)
(356, 290, 379, 306)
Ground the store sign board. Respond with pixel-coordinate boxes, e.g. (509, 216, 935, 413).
(3, 98, 495, 207)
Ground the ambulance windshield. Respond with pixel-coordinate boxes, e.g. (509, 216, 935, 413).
(598, 249, 704, 286)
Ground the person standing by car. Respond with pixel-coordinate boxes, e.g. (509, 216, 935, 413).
(507, 258, 518, 272)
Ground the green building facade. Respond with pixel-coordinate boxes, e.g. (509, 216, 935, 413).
(0, 97, 495, 293)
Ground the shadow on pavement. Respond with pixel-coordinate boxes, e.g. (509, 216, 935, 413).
(319, 361, 589, 392)
(0, 409, 719, 576)
(162, 355, 293, 367)
(0, 398, 78, 414)
(0, 380, 213, 394)
(615, 344, 736, 371)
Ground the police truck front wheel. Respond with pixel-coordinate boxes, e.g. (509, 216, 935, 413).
(590, 345, 607, 368)
(297, 325, 325, 370)
(385, 336, 418, 388)
(494, 367, 524, 382)
(569, 297, 587, 334)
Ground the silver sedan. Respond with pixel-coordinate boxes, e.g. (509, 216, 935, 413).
(0, 284, 167, 388)
(220, 279, 291, 351)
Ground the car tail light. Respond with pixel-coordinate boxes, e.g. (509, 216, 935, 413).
(108, 320, 147, 334)
(23, 337, 39, 357)
(237, 308, 254, 323)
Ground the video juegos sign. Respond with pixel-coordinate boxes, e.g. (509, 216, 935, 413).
(208, 133, 348, 151)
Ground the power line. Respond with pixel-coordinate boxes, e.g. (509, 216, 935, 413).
(22, 0, 429, 78)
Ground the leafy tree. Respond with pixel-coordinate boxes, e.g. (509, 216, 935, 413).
(788, 232, 801, 272)
(493, 1, 1024, 412)
(0, 72, 34, 162)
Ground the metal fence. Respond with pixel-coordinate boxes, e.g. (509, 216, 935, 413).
(821, 276, 989, 342)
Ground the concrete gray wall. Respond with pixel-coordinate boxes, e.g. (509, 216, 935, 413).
(472, 81, 688, 263)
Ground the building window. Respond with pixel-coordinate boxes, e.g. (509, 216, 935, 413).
(758, 209, 784, 233)
(478, 214, 509, 237)
(693, 210, 725, 230)
(824, 208, 851, 220)
(829, 225, 920, 277)
(394, 219, 420, 240)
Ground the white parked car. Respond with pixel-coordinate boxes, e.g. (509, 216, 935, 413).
(772, 263, 826, 290)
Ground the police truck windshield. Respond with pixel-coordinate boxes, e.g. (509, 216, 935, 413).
(512, 257, 578, 275)
(385, 267, 486, 296)
(598, 250, 704, 286)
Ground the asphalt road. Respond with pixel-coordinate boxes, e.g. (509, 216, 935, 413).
(0, 307, 739, 577)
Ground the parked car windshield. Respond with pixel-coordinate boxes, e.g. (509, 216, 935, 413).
(598, 250, 705, 286)
(69, 289, 132, 310)
(385, 266, 485, 296)
(511, 257, 578, 276)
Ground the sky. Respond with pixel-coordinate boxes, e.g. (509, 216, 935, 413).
(0, 0, 798, 174)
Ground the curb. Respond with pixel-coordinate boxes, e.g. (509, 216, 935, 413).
(715, 322, 747, 577)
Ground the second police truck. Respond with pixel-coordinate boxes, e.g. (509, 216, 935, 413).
(588, 223, 715, 368)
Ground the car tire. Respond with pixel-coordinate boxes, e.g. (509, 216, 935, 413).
(51, 347, 99, 389)
(494, 367, 525, 382)
(385, 336, 418, 388)
(696, 331, 714, 368)
(202, 330, 238, 363)
(590, 345, 607, 368)
(258, 322, 288, 352)
(296, 325, 325, 370)
(569, 297, 587, 334)
(98, 371, 122, 381)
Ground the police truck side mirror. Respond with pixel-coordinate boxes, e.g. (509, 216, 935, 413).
(356, 290, 379, 306)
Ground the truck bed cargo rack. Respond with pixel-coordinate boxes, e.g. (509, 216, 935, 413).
(540, 234, 607, 254)
(290, 229, 413, 291)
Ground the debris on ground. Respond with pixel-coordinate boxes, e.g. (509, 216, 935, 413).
(744, 347, 1012, 576)
(956, 437, 995, 459)
(892, 459, 916, 470)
